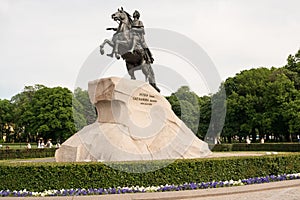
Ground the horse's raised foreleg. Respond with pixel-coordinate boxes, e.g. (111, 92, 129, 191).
(100, 39, 114, 55)
(105, 40, 117, 58)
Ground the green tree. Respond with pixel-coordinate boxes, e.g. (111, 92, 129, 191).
(285, 49, 300, 74)
(25, 86, 77, 142)
(224, 67, 272, 142)
(207, 84, 226, 143)
(0, 99, 13, 142)
(223, 52, 300, 143)
(265, 69, 299, 141)
(282, 93, 300, 140)
(223, 91, 249, 143)
(10, 85, 45, 142)
(166, 95, 181, 117)
(166, 86, 200, 134)
(74, 88, 97, 125)
(197, 95, 211, 140)
(9, 85, 87, 143)
(72, 97, 87, 131)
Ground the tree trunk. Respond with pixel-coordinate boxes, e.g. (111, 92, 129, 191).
(288, 133, 292, 142)
(227, 136, 232, 143)
(251, 128, 256, 143)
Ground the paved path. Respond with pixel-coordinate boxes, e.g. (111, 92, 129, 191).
(4, 179, 300, 200)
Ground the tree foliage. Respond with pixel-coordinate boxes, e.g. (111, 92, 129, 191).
(167, 49, 300, 143)
(0, 99, 14, 142)
(6, 86, 86, 143)
(27, 87, 77, 142)
(222, 49, 300, 142)
(74, 88, 97, 125)
(0, 85, 99, 143)
(166, 86, 200, 135)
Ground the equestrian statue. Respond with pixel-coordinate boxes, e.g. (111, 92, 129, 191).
(99, 7, 160, 92)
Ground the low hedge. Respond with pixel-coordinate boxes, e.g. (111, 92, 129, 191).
(0, 148, 56, 160)
(209, 143, 300, 152)
(209, 144, 233, 151)
(0, 153, 299, 192)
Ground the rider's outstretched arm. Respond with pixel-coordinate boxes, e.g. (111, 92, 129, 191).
(106, 27, 118, 31)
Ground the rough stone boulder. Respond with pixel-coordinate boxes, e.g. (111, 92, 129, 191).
(55, 77, 211, 162)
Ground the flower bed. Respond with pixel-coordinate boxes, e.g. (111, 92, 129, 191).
(1, 173, 299, 197)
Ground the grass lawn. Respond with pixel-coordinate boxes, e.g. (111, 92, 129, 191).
(0, 143, 57, 150)
(0, 143, 39, 149)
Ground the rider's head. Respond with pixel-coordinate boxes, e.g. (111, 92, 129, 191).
(133, 10, 140, 19)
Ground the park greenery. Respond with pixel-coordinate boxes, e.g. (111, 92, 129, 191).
(0, 49, 299, 144)
(0, 86, 96, 144)
(0, 153, 299, 191)
(167, 49, 300, 143)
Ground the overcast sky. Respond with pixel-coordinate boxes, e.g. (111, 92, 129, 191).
(0, 0, 299, 99)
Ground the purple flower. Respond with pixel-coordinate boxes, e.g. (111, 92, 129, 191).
(190, 182, 197, 189)
(2, 172, 300, 197)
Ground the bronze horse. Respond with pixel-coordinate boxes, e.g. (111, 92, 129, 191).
(99, 8, 160, 92)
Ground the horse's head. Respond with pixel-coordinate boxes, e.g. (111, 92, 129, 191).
(111, 7, 125, 21)
(111, 7, 133, 25)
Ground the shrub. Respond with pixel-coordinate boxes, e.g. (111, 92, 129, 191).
(0, 148, 56, 160)
(209, 144, 233, 151)
(210, 143, 300, 152)
(0, 153, 299, 191)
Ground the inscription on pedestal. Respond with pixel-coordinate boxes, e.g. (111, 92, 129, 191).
(132, 93, 157, 105)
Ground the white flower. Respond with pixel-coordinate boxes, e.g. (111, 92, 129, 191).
(145, 186, 159, 192)
(233, 180, 244, 186)
(139, 186, 145, 191)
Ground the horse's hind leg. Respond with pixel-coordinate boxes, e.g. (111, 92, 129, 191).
(126, 63, 136, 80)
(147, 65, 160, 93)
(141, 64, 150, 82)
